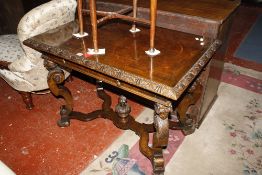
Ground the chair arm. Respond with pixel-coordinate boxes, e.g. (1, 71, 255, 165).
(17, 0, 77, 64)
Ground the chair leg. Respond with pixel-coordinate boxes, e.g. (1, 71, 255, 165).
(19, 91, 34, 110)
(66, 75, 74, 82)
(0, 60, 11, 70)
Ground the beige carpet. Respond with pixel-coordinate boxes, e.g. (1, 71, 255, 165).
(166, 82, 262, 175)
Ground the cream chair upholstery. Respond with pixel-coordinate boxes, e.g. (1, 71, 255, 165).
(0, 0, 77, 109)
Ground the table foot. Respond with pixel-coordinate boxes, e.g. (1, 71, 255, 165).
(57, 105, 71, 127)
(152, 149, 165, 175)
(168, 106, 198, 134)
(57, 118, 70, 127)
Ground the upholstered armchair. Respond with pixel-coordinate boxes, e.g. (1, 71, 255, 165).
(0, 0, 77, 109)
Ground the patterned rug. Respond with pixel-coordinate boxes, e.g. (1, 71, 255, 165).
(81, 63, 262, 175)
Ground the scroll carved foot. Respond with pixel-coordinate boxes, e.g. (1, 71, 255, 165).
(45, 60, 73, 127)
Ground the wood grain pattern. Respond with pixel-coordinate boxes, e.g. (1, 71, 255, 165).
(99, 0, 240, 22)
(93, 1, 240, 38)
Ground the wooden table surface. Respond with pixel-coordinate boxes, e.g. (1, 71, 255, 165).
(93, 0, 240, 38)
(24, 20, 220, 101)
(98, 0, 240, 23)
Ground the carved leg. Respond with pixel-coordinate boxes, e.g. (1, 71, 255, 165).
(153, 103, 171, 148)
(45, 60, 73, 127)
(19, 91, 34, 110)
(114, 96, 164, 174)
(183, 105, 199, 135)
(152, 103, 171, 174)
(176, 82, 202, 135)
(53, 80, 110, 124)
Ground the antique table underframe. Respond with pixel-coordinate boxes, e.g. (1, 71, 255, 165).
(24, 20, 220, 174)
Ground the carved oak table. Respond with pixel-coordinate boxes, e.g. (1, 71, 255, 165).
(24, 20, 220, 174)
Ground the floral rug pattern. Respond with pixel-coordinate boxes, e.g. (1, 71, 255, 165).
(224, 98, 262, 175)
(89, 144, 145, 175)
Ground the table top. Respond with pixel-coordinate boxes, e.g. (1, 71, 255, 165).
(98, 0, 240, 23)
(24, 20, 220, 100)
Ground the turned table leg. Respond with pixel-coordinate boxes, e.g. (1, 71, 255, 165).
(89, 0, 98, 52)
(77, 0, 84, 35)
(130, 0, 138, 32)
(19, 91, 34, 110)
